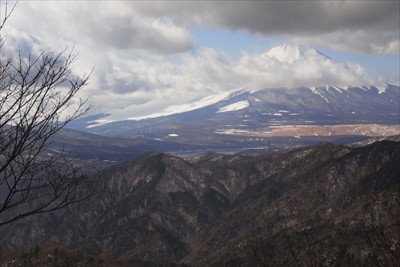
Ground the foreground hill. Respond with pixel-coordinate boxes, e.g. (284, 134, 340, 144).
(0, 138, 399, 266)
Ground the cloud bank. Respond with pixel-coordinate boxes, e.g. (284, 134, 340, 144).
(1, 1, 397, 120)
(128, 1, 400, 54)
(80, 44, 372, 122)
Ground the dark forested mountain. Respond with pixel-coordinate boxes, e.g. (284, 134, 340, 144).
(1, 138, 399, 266)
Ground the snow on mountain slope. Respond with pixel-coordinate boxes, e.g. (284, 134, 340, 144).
(80, 43, 376, 126)
(217, 100, 250, 113)
(264, 44, 330, 63)
(309, 86, 330, 103)
(75, 84, 399, 137)
(72, 83, 400, 135)
(88, 89, 244, 127)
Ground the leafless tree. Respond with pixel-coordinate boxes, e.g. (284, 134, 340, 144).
(0, 1, 94, 226)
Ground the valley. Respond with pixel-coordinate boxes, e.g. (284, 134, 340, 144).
(216, 123, 400, 138)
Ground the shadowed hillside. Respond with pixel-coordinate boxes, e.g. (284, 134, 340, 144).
(0, 138, 399, 266)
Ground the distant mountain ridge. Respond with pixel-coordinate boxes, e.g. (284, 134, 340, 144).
(62, 44, 399, 159)
(69, 84, 399, 139)
(68, 43, 389, 129)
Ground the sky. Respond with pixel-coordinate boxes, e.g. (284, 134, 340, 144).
(1, 0, 399, 121)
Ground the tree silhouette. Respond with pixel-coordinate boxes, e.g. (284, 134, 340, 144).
(0, 1, 94, 226)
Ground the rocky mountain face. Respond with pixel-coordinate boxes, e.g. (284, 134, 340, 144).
(0, 139, 399, 266)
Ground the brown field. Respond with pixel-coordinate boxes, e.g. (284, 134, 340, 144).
(216, 124, 400, 137)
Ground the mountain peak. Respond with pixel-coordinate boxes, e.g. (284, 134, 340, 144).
(265, 43, 329, 63)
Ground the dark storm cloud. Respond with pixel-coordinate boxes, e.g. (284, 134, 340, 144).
(207, 1, 398, 35)
(131, 1, 399, 54)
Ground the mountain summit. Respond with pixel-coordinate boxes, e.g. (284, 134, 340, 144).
(264, 43, 331, 63)
(69, 43, 381, 128)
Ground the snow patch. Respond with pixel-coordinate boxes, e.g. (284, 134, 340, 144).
(331, 86, 343, 93)
(87, 119, 113, 128)
(90, 90, 243, 127)
(308, 86, 329, 103)
(130, 90, 235, 120)
(168, 134, 179, 137)
(217, 100, 250, 113)
(215, 129, 249, 135)
(376, 84, 388, 94)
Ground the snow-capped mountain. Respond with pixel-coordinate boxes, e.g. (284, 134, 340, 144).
(264, 43, 331, 63)
(69, 84, 399, 143)
(65, 43, 398, 153)
(76, 43, 375, 127)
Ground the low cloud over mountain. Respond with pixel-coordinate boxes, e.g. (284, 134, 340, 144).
(70, 44, 377, 124)
(3, 1, 397, 119)
(81, 44, 374, 121)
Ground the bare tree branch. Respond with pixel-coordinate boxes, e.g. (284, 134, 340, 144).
(0, 1, 95, 226)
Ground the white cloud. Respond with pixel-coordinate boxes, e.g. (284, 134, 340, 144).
(1, 1, 391, 121)
(81, 44, 373, 121)
(2, 1, 192, 55)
